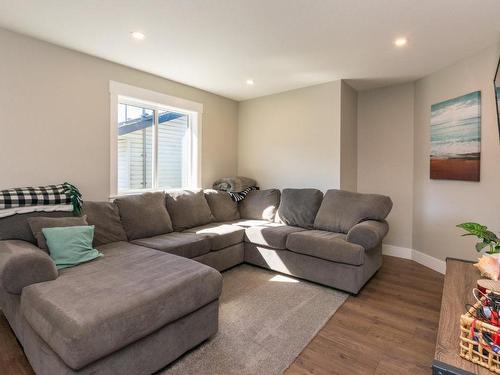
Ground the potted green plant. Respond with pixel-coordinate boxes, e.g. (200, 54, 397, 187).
(457, 222, 500, 254)
(457, 223, 500, 281)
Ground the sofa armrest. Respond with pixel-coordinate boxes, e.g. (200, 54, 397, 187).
(346, 220, 389, 250)
(0, 240, 58, 294)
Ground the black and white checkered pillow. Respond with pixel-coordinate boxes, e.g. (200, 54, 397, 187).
(0, 184, 71, 209)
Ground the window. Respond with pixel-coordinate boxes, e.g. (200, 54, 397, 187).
(117, 104, 154, 191)
(110, 82, 202, 196)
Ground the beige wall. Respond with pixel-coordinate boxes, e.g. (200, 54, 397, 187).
(340, 81, 358, 191)
(413, 45, 500, 261)
(3, 27, 499, 263)
(237, 81, 342, 191)
(357, 83, 415, 249)
(0, 28, 238, 200)
(358, 44, 500, 261)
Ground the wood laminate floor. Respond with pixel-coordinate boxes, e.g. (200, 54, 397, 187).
(0, 256, 443, 375)
(286, 255, 444, 375)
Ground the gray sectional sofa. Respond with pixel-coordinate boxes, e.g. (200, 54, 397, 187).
(0, 188, 392, 375)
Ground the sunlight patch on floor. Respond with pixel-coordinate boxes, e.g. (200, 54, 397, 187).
(269, 274, 299, 283)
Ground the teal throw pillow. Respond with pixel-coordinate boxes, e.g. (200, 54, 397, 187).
(42, 225, 103, 269)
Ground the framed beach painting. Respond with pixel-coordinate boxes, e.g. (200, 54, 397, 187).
(430, 91, 481, 181)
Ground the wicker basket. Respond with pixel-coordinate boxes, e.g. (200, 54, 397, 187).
(460, 298, 500, 373)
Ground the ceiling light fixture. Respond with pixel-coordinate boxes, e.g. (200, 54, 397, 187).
(131, 31, 145, 40)
(246, 79, 254, 85)
(394, 37, 408, 47)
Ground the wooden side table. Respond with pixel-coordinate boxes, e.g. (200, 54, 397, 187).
(433, 258, 492, 375)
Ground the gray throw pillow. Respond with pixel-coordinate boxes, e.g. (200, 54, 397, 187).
(82, 201, 128, 246)
(314, 189, 393, 233)
(276, 189, 323, 229)
(28, 215, 88, 252)
(204, 189, 240, 222)
(238, 189, 281, 221)
(115, 192, 173, 240)
(165, 189, 214, 231)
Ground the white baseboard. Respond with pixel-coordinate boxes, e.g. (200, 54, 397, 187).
(412, 249, 446, 274)
(382, 244, 446, 274)
(382, 244, 412, 259)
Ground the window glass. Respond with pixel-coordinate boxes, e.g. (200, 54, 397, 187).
(157, 110, 190, 189)
(117, 104, 153, 192)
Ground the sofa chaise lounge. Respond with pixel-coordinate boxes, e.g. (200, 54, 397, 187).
(0, 188, 392, 375)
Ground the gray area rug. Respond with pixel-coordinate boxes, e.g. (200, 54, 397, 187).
(162, 264, 347, 375)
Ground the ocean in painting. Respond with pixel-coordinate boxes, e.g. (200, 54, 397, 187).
(431, 91, 481, 159)
(430, 91, 481, 181)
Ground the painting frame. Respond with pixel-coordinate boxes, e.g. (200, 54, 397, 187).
(430, 91, 481, 182)
(495, 54, 500, 139)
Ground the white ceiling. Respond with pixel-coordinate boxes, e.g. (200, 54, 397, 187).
(0, 0, 499, 101)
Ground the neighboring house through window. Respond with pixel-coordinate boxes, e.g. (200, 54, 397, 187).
(109, 81, 202, 197)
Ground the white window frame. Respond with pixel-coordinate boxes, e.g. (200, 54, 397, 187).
(109, 81, 203, 198)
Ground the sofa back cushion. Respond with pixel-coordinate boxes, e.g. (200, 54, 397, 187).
(165, 189, 214, 231)
(0, 211, 74, 243)
(115, 192, 173, 240)
(27, 215, 89, 251)
(204, 189, 240, 222)
(238, 189, 280, 221)
(276, 188, 323, 229)
(314, 189, 393, 233)
(82, 201, 128, 246)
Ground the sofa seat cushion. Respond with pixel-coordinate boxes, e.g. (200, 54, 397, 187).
(244, 224, 307, 249)
(131, 232, 211, 258)
(20, 241, 222, 370)
(184, 223, 244, 251)
(228, 219, 270, 227)
(286, 230, 365, 266)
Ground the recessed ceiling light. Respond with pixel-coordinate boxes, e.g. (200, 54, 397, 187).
(394, 37, 408, 47)
(131, 31, 145, 40)
(246, 79, 254, 85)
